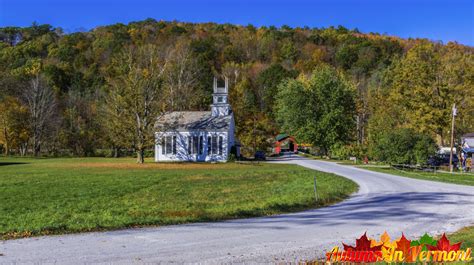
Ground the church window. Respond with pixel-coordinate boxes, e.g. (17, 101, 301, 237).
(211, 135, 218, 154)
(188, 136, 202, 155)
(218, 136, 223, 155)
(207, 136, 211, 154)
(199, 136, 203, 155)
(193, 136, 199, 154)
(161, 138, 165, 155)
(172, 136, 176, 154)
(188, 137, 192, 154)
(165, 136, 172, 154)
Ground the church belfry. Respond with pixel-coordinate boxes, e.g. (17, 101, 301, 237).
(211, 77, 231, 117)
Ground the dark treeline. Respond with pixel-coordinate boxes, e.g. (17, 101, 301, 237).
(0, 20, 472, 162)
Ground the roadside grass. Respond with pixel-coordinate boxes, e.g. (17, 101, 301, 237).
(298, 153, 342, 163)
(358, 165, 474, 186)
(298, 153, 367, 166)
(449, 225, 474, 249)
(0, 157, 357, 239)
(300, 153, 474, 186)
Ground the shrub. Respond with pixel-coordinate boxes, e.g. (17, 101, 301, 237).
(413, 134, 438, 164)
(144, 150, 154, 158)
(94, 149, 113, 157)
(228, 146, 237, 162)
(330, 143, 367, 160)
(371, 128, 437, 165)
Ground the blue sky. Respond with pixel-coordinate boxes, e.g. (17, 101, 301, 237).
(1, 0, 473, 45)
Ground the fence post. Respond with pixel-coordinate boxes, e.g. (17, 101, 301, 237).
(313, 176, 318, 203)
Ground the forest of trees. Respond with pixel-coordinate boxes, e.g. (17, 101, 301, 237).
(0, 20, 473, 162)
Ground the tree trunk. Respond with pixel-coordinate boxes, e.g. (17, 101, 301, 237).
(34, 145, 40, 157)
(253, 116, 257, 154)
(4, 142, 9, 156)
(32, 132, 40, 157)
(3, 127, 9, 156)
(113, 146, 119, 158)
(20, 142, 27, 156)
(137, 149, 145, 164)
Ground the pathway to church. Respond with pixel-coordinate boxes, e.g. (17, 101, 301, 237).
(2, 155, 474, 263)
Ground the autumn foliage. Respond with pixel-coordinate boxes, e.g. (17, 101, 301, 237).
(0, 21, 472, 158)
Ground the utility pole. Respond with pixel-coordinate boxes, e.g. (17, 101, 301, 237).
(449, 103, 457, 173)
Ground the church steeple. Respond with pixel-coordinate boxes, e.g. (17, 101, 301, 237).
(211, 77, 231, 117)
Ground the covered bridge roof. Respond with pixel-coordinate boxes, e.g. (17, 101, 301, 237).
(276, 133, 294, 142)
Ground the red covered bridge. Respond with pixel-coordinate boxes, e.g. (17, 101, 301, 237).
(274, 133, 298, 155)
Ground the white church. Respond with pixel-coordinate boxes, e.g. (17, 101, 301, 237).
(154, 77, 238, 162)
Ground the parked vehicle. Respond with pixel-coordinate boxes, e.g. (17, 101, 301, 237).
(427, 153, 459, 168)
(254, 151, 266, 161)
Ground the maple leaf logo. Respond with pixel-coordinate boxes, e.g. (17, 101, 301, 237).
(426, 233, 462, 252)
(343, 232, 382, 251)
(371, 231, 398, 249)
(338, 232, 465, 263)
(370, 231, 399, 261)
(411, 233, 437, 251)
(396, 233, 412, 255)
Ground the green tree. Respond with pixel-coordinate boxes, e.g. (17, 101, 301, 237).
(413, 134, 438, 164)
(274, 78, 310, 144)
(386, 41, 473, 145)
(0, 97, 30, 155)
(276, 64, 356, 154)
(335, 43, 359, 70)
(256, 64, 297, 114)
(104, 44, 166, 163)
(60, 91, 101, 156)
(279, 40, 298, 64)
(371, 128, 437, 164)
(23, 72, 57, 157)
(231, 78, 274, 155)
(163, 39, 200, 110)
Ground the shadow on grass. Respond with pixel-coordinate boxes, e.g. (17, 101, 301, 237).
(0, 162, 28, 166)
(4, 191, 469, 239)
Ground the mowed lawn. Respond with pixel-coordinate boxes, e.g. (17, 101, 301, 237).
(0, 157, 357, 239)
(358, 166, 474, 186)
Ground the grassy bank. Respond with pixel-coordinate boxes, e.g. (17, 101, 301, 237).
(449, 226, 474, 248)
(0, 157, 357, 239)
(358, 165, 474, 186)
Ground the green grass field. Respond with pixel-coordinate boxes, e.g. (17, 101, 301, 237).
(358, 165, 474, 186)
(0, 157, 357, 239)
(449, 226, 474, 249)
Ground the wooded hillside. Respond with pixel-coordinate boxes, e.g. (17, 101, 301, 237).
(0, 20, 473, 160)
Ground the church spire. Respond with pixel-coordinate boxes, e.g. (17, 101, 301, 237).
(211, 77, 231, 117)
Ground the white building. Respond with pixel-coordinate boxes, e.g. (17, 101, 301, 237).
(462, 133, 474, 158)
(154, 77, 238, 162)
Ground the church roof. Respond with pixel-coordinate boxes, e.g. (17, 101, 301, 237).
(155, 111, 232, 132)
